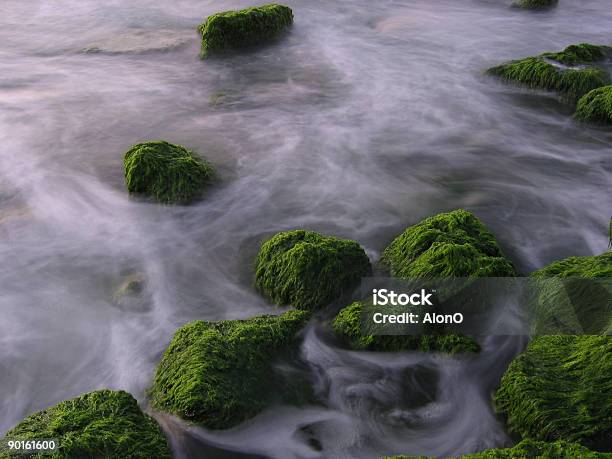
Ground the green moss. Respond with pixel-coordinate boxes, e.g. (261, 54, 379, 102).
(534, 252, 612, 278)
(487, 44, 611, 100)
(494, 336, 612, 450)
(124, 140, 215, 205)
(382, 439, 612, 458)
(198, 4, 293, 58)
(575, 85, 612, 124)
(529, 252, 612, 337)
(542, 43, 611, 66)
(512, 0, 558, 10)
(149, 310, 310, 429)
(381, 210, 516, 278)
(255, 230, 372, 311)
(0, 390, 171, 459)
(332, 301, 480, 354)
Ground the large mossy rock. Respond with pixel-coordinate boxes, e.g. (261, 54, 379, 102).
(255, 230, 372, 311)
(124, 140, 215, 205)
(382, 439, 612, 458)
(575, 85, 612, 124)
(487, 43, 611, 100)
(512, 0, 558, 10)
(149, 310, 310, 429)
(381, 210, 516, 278)
(198, 4, 293, 58)
(0, 390, 171, 459)
(332, 301, 480, 354)
(530, 252, 612, 334)
(494, 335, 612, 450)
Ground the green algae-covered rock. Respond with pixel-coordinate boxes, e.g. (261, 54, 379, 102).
(382, 439, 612, 458)
(575, 85, 612, 124)
(149, 310, 310, 429)
(124, 140, 215, 205)
(381, 210, 516, 278)
(332, 301, 480, 354)
(494, 336, 612, 450)
(198, 4, 293, 58)
(512, 0, 558, 10)
(255, 230, 372, 311)
(0, 390, 171, 459)
(530, 252, 612, 334)
(487, 43, 611, 100)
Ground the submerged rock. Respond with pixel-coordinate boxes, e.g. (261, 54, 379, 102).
(124, 140, 215, 205)
(149, 310, 310, 429)
(198, 4, 293, 59)
(512, 0, 558, 10)
(494, 336, 612, 450)
(575, 85, 612, 124)
(82, 29, 193, 54)
(255, 230, 371, 311)
(487, 43, 611, 100)
(332, 301, 480, 354)
(381, 209, 516, 278)
(0, 390, 171, 459)
(382, 439, 612, 458)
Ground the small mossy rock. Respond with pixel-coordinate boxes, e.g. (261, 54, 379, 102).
(382, 439, 612, 458)
(494, 336, 612, 450)
(0, 390, 171, 459)
(198, 4, 293, 58)
(149, 310, 310, 429)
(512, 0, 558, 10)
(487, 43, 611, 100)
(575, 85, 612, 124)
(381, 210, 516, 278)
(255, 230, 372, 311)
(530, 252, 612, 334)
(332, 301, 480, 354)
(124, 140, 215, 205)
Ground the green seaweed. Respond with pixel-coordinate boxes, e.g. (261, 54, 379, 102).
(512, 0, 558, 9)
(124, 140, 215, 205)
(382, 439, 612, 458)
(543, 43, 611, 66)
(487, 43, 611, 100)
(198, 4, 293, 58)
(255, 230, 372, 311)
(575, 85, 612, 124)
(332, 301, 480, 354)
(0, 390, 171, 459)
(494, 336, 612, 450)
(381, 210, 516, 278)
(529, 252, 612, 335)
(149, 310, 310, 429)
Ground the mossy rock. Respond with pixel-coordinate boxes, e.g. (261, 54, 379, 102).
(124, 140, 215, 205)
(332, 301, 480, 354)
(149, 310, 310, 429)
(487, 43, 611, 100)
(381, 210, 516, 278)
(512, 0, 558, 10)
(254, 230, 372, 311)
(530, 252, 612, 334)
(494, 335, 612, 450)
(0, 390, 171, 459)
(382, 439, 612, 458)
(575, 85, 612, 124)
(198, 3, 293, 58)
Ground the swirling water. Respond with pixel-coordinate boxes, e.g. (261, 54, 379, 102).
(1, 0, 611, 457)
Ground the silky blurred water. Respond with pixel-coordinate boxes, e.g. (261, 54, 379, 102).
(1, 0, 611, 457)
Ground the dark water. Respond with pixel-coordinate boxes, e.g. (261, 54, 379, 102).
(1, 0, 611, 457)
